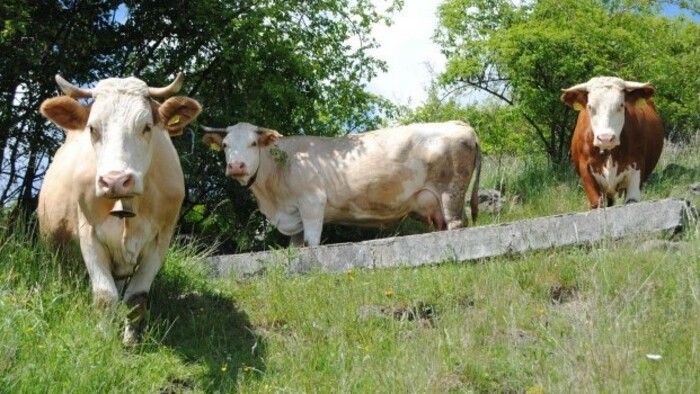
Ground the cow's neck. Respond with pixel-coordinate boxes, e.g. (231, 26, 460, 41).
(249, 147, 292, 212)
(245, 145, 262, 188)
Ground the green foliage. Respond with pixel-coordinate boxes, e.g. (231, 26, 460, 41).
(401, 91, 532, 156)
(433, 0, 700, 162)
(1, 0, 402, 251)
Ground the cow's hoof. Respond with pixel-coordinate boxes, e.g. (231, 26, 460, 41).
(123, 327, 138, 347)
(625, 199, 638, 204)
(123, 292, 148, 346)
(446, 220, 463, 230)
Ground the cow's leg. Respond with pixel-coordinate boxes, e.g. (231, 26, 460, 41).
(114, 277, 128, 295)
(579, 162, 604, 209)
(606, 194, 615, 207)
(120, 242, 164, 345)
(289, 232, 305, 247)
(440, 184, 468, 229)
(77, 221, 119, 340)
(78, 223, 119, 309)
(298, 194, 326, 246)
(625, 168, 642, 204)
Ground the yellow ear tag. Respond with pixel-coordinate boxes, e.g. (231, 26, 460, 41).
(573, 102, 584, 111)
(209, 143, 221, 152)
(167, 115, 181, 126)
(635, 98, 647, 107)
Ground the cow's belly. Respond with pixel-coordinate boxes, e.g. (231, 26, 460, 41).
(324, 164, 429, 223)
(95, 217, 156, 276)
(590, 158, 634, 195)
(325, 201, 413, 224)
(325, 187, 437, 226)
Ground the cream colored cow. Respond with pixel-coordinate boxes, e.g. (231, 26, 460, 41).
(203, 121, 481, 246)
(39, 73, 201, 344)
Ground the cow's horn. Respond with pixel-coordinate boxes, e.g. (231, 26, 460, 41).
(148, 72, 184, 97)
(55, 75, 93, 99)
(562, 81, 590, 93)
(110, 199, 136, 218)
(200, 125, 228, 133)
(623, 80, 652, 91)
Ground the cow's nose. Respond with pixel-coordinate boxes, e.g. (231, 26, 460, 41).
(226, 162, 246, 176)
(595, 134, 618, 148)
(98, 172, 135, 196)
(596, 134, 616, 144)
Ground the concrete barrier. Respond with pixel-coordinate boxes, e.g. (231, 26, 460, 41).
(208, 198, 695, 278)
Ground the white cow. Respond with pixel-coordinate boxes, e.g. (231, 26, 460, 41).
(38, 73, 201, 344)
(203, 121, 481, 246)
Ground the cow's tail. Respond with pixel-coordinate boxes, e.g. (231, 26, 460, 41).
(469, 139, 481, 225)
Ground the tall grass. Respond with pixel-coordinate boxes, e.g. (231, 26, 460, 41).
(2, 136, 700, 392)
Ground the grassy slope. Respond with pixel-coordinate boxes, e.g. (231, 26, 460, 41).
(2, 139, 700, 393)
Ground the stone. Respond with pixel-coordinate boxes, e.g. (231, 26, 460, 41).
(208, 198, 694, 279)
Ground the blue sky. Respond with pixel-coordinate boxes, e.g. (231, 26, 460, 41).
(367, 0, 699, 108)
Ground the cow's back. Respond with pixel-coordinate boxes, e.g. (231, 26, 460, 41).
(276, 121, 479, 224)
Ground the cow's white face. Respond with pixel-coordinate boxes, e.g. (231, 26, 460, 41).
(203, 122, 283, 186)
(89, 78, 154, 198)
(41, 74, 202, 200)
(562, 77, 654, 151)
(585, 81, 626, 150)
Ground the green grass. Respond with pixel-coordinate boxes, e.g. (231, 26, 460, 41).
(2, 138, 700, 393)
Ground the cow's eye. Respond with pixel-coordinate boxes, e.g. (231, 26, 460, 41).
(143, 125, 152, 134)
(89, 126, 99, 138)
(251, 141, 257, 147)
(222, 143, 228, 149)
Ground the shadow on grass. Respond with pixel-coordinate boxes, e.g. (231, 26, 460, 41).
(147, 273, 266, 390)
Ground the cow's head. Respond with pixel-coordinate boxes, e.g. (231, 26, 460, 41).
(202, 122, 282, 186)
(561, 76, 655, 150)
(40, 73, 201, 199)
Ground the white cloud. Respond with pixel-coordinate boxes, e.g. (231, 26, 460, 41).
(366, 0, 445, 107)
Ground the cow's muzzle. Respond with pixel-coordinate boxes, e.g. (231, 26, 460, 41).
(98, 171, 136, 198)
(110, 199, 136, 218)
(226, 161, 247, 177)
(593, 133, 619, 150)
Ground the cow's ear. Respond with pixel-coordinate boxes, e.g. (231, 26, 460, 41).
(256, 127, 283, 147)
(40, 96, 89, 131)
(202, 133, 224, 151)
(626, 85, 655, 107)
(157, 96, 202, 136)
(560, 90, 588, 111)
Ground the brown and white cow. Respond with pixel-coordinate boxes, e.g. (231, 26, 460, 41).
(38, 73, 201, 344)
(203, 121, 481, 246)
(561, 76, 664, 209)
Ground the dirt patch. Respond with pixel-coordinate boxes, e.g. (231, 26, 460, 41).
(458, 296, 476, 308)
(256, 319, 289, 335)
(358, 301, 436, 327)
(550, 284, 579, 304)
(159, 377, 195, 394)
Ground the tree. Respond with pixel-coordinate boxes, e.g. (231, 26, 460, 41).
(1, 0, 125, 212)
(400, 89, 530, 158)
(434, 0, 700, 163)
(1, 0, 401, 251)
